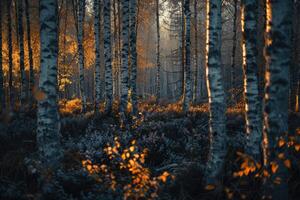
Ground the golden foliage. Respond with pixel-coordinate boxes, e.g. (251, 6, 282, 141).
(233, 155, 259, 178)
(59, 98, 82, 115)
(138, 101, 245, 115)
(82, 137, 173, 200)
(233, 132, 299, 190)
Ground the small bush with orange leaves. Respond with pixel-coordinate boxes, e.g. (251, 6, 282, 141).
(234, 133, 299, 179)
(82, 137, 173, 200)
(227, 130, 300, 199)
(59, 98, 82, 115)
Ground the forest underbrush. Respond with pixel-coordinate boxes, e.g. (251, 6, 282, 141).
(0, 101, 299, 200)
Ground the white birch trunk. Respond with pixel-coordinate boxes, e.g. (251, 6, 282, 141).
(94, 0, 101, 111)
(104, 0, 113, 113)
(205, 0, 227, 185)
(183, 0, 191, 112)
(120, 0, 129, 119)
(263, 0, 292, 198)
(129, 0, 138, 114)
(37, 0, 62, 167)
(241, 0, 262, 160)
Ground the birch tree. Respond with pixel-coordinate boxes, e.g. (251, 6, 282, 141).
(155, 0, 161, 102)
(18, 0, 28, 107)
(25, 0, 35, 107)
(241, 0, 262, 160)
(263, 0, 292, 198)
(37, 0, 62, 167)
(205, 0, 227, 185)
(257, 0, 266, 100)
(78, 0, 87, 112)
(104, 0, 113, 113)
(0, 0, 4, 113)
(120, 0, 129, 119)
(129, 0, 138, 114)
(94, 0, 101, 111)
(183, 0, 191, 112)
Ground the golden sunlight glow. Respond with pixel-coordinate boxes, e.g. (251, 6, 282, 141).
(265, 0, 272, 46)
(205, 0, 211, 103)
(241, 4, 248, 114)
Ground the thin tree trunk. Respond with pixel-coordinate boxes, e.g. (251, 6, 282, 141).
(0, 0, 4, 113)
(181, 0, 185, 100)
(94, 0, 101, 112)
(61, 0, 68, 99)
(15, 0, 19, 46)
(156, 0, 161, 102)
(205, 0, 227, 185)
(120, 0, 130, 122)
(297, 75, 300, 112)
(290, 1, 300, 112)
(241, 0, 262, 160)
(295, 0, 300, 112)
(192, 0, 198, 103)
(129, 0, 138, 114)
(113, 0, 119, 99)
(7, 0, 14, 111)
(37, 0, 62, 171)
(231, 0, 238, 98)
(263, 0, 292, 198)
(118, 0, 122, 100)
(18, 0, 27, 107)
(183, 0, 191, 112)
(78, 0, 86, 112)
(104, 0, 113, 113)
(25, 0, 34, 107)
(257, 0, 266, 100)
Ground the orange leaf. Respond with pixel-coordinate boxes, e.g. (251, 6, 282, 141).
(284, 159, 291, 169)
(205, 184, 216, 191)
(271, 162, 279, 174)
(278, 139, 285, 147)
(129, 146, 135, 152)
(263, 170, 270, 177)
(278, 153, 285, 159)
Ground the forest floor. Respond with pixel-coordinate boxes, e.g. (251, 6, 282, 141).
(0, 101, 299, 200)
